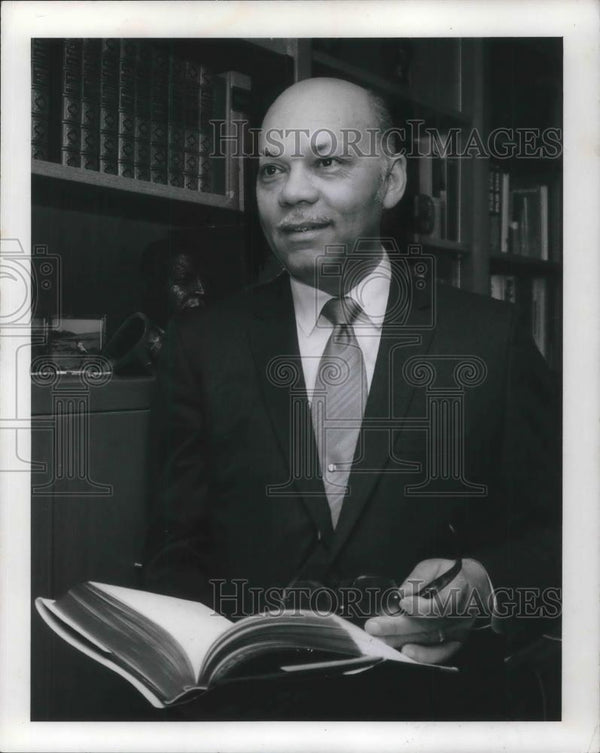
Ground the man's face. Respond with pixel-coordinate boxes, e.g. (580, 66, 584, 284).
(256, 81, 403, 289)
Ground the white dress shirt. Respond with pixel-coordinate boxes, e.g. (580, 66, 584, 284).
(290, 252, 392, 403)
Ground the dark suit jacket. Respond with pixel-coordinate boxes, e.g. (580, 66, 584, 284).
(142, 265, 561, 646)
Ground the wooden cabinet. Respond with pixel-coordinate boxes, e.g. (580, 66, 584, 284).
(31, 375, 158, 719)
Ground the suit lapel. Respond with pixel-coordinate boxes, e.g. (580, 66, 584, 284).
(247, 273, 333, 539)
(330, 273, 437, 559)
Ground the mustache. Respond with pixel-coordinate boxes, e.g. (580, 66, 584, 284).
(278, 216, 332, 231)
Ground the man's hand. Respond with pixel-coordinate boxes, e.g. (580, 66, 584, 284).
(363, 558, 493, 665)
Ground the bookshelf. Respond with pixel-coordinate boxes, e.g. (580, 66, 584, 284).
(485, 39, 562, 372)
(31, 38, 562, 338)
(30, 38, 562, 720)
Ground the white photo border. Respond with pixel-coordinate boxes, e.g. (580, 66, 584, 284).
(1, 1, 599, 751)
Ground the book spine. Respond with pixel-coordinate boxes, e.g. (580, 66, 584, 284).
(150, 43, 169, 185)
(549, 180, 562, 262)
(31, 39, 52, 161)
(118, 39, 136, 179)
(99, 39, 120, 175)
(417, 135, 433, 195)
(490, 274, 504, 301)
(488, 163, 501, 255)
(500, 172, 510, 253)
(452, 256, 461, 289)
(511, 191, 525, 256)
(60, 39, 83, 167)
(503, 275, 516, 304)
(80, 38, 101, 171)
(522, 195, 530, 256)
(531, 277, 548, 357)
(134, 41, 152, 182)
(182, 60, 200, 191)
(446, 156, 460, 242)
(210, 73, 227, 195)
(540, 185, 549, 261)
(168, 53, 186, 188)
(198, 65, 215, 192)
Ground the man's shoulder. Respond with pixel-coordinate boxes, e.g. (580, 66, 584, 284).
(429, 283, 517, 348)
(434, 283, 515, 325)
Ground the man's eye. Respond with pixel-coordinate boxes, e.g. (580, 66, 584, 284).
(316, 157, 339, 168)
(259, 164, 281, 179)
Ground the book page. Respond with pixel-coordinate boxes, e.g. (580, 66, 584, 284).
(35, 598, 166, 708)
(91, 583, 232, 678)
(329, 615, 457, 672)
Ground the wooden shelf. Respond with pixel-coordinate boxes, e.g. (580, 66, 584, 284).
(32, 160, 239, 211)
(244, 38, 292, 57)
(312, 51, 470, 126)
(412, 236, 470, 255)
(490, 254, 562, 275)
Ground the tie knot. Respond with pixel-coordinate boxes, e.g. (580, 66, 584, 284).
(321, 297, 362, 326)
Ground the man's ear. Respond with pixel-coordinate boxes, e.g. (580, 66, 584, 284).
(382, 154, 407, 210)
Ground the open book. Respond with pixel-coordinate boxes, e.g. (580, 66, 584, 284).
(35, 582, 456, 708)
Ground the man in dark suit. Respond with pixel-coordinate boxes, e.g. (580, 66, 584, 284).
(142, 78, 560, 719)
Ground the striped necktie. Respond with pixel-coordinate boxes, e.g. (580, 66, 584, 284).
(311, 297, 368, 527)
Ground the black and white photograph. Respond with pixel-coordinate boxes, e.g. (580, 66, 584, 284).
(0, 2, 598, 752)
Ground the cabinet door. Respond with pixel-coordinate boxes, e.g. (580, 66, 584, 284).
(31, 407, 159, 720)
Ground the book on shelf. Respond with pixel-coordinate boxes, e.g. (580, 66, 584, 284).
(179, 59, 215, 192)
(489, 167, 552, 261)
(99, 38, 120, 175)
(490, 274, 517, 304)
(35, 581, 453, 709)
(198, 65, 216, 193)
(531, 277, 548, 357)
(81, 38, 101, 171)
(31, 39, 52, 161)
(500, 171, 510, 254)
(548, 178, 562, 263)
(510, 185, 549, 259)
(167, 53, 186, 188)
(134, 41, 152, 182)
(149, 42, 169, 185)
(216, 70, 251, 204)
(61, 39, 83, 168)
(414, 132, 460, 243)
(117, 39, 136, 179)
(182, 59, 201, 191)
(488, 162, 501, 255)
(31, 39, 244, 202)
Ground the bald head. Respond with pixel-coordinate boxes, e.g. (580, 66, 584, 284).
(264, 78, 380, 130)
(260, 78, 393, 159)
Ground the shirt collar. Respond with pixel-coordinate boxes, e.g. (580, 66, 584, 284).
(290, 250, 392, 336)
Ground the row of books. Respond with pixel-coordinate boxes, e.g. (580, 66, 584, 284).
(32, 39, 241, 193)
(488, 164, 550, 260)
(413, 133, 461, 243)
(490, 274, 549, 358)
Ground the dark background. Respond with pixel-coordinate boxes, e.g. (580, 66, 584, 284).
(30, 37, 562, 722)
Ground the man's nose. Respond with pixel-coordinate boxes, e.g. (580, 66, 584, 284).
(278, 164, 319, 206)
